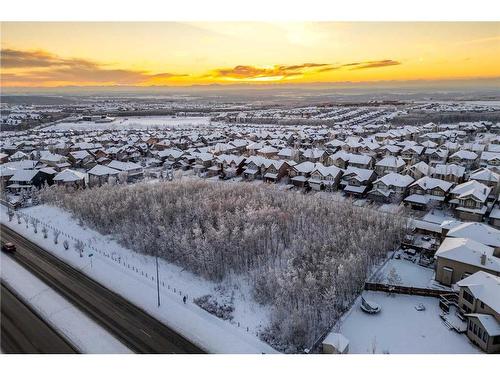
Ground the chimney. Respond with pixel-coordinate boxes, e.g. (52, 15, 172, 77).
(483, 188, 487, 195)
(480, 253, 487, 266)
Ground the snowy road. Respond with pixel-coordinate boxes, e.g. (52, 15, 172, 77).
(1, 225, 205, 354)
(1, 283, 78, 354)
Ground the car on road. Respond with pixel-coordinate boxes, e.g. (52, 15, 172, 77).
(1, 242, 16, 253)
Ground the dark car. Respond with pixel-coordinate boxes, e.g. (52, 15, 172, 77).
(1, 242, 16, 253)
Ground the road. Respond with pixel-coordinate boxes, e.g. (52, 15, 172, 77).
(1, 283, 78, 354)
(1, 224, 205, 354)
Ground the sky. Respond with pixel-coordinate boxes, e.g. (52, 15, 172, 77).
(1, 22, 499, 87)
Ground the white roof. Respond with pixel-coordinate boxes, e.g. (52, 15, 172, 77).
(433, 163, 465, 177)
(375, 155, 405, 168)
(9, 169, 38, 182)
(451, 180, 491, 202)
(375, 172, 414, 188)
(435, 237, 500, 273)
(466, 314, 500, 335)
(447, 222, 500, 248)
(410, 176, 453, 191)
(54, 169, 86, 182)
(87, 164, 120, 176)
(450, 150, 478, 160)
(469, 168, 500, 183)
(323, 332, 349, 352)
(107, 160, 143, 171)
(457, 271, 500, 314)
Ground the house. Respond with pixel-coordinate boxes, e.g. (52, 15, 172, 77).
(368, 172, 414, 203)
(449, 150, 479, 170)
(53, 169, 87, 188)
(87, 164, 120, 187)
(341, 167, 376, 197)
(401, 145, 424, 164)
(107, 160, 144, 182)
(68, 150, 95, 168)
(480, 151, 500, 170)
(432, 164, 466, 184)
(216, 154, 246, 178)
(449, 180, 491, 222)
(404, 176, 452, 210)
(425, 148, 449, 166)
(307, 164, 343, 191)
(457, 272, 500, 353)
(289, 161, 316, 188)
(434, 237, 500, 286)
(405, 161, 434, 180)
(374, 156, 405, 176)
(469, 168, 499, 195)
(7, 169, 43, 193)
(262, 160, 292, 183)
(300, 148, 326, 163)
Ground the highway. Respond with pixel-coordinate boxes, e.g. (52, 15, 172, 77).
(1, 283, 78, 354)
(0, 224, 205, 354)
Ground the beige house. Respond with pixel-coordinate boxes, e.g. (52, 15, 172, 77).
(434, 237, 500, 286)
(457, 272, 500, 353)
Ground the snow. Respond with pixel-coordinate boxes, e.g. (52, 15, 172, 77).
(374, 258, 436, 289)
(0, 205, 276, 354)
(338, 291, 481, 354)
(44, 116, 211, 131)
(0, 252, 131, 354)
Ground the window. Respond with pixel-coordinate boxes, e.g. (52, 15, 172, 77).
(494, 336, 500, 345)
(480, 301, 485, 309)
(483, 331, 488, 343)
(473, 324, 478, 335)
(462, 290, 474, 304)
(469, 320, 473, 330)
(478, 327, 483, 339)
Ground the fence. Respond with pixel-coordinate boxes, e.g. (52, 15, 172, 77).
(5, 211, 260, 339)
(364, 282, 454, 298)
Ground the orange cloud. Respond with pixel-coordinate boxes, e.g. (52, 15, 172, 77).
(1, 48, 186, 86)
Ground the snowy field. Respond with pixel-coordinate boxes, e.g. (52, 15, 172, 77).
(338, 291, 481, 354)
(44, 116, 211, 131)
(0, 252, 131, 354)
(0, 205, 276, 354)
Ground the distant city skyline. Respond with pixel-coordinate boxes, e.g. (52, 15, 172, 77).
(1, 22, 499, 87)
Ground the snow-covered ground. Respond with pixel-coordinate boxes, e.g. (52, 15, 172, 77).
(0, 252, 131, 354)
(373, 258, 436, 289)
(0, 205, 276, 354)
(338, 291, 481, 354)
(421, 209, 456, 225)
(44, 116, 211, 131)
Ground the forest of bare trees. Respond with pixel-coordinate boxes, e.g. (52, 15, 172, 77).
(40, 180, 407, 352)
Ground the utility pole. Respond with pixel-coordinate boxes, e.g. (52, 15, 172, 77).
(155, 252, 161, 307)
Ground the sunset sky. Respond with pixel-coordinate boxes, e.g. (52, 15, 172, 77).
(1, 22, 499, 87)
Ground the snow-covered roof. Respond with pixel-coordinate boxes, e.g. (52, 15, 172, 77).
(446, 222, 500, 248)
(87, 164, 120, 176)
(451, 180, 491, 202)
(9, 169, 38, 182)
(410, 176, 453, 192)
(435, 237, 500, 273)
(433, 163, 465, 177)
(375, 172, 414, 188)
(323, 332, 349, 352)
(457, 271, 500, 314)
(375, 155, 405, 168)
(465, 314, 500, 336)
(54, 169, 86, 182)
(107, 160, 143, 171)
(450, 150, 478, 160)
(469, 168, 500, 183)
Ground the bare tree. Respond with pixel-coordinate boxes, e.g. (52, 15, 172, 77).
(7, 208, 14, 222)
(30, 218, 38, 233)
(53, 229, 61, 244)
(75, 240, 84, 257)
(41, 226, 48, 239)
(63, 239, 69, 250)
